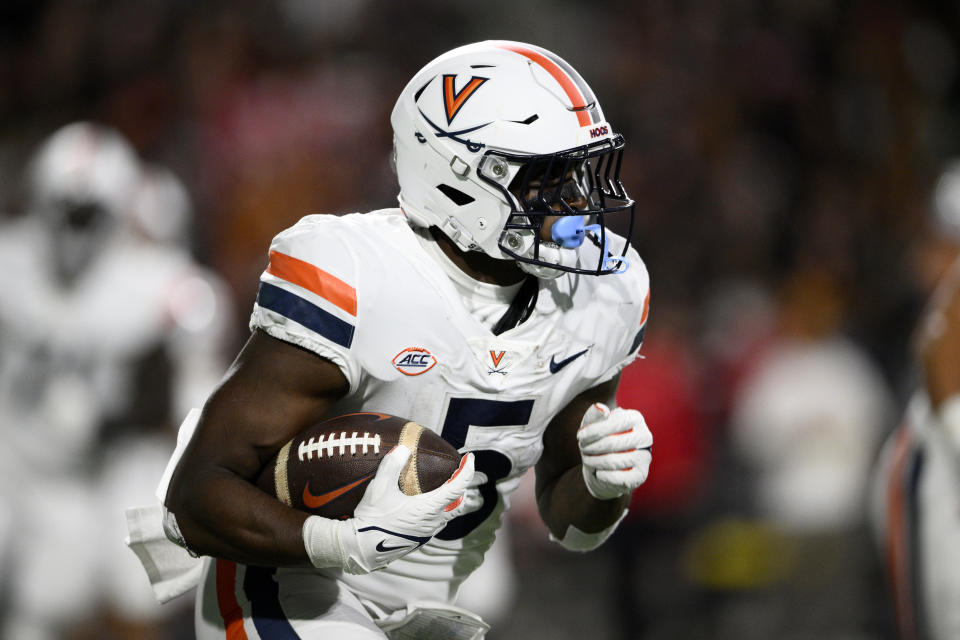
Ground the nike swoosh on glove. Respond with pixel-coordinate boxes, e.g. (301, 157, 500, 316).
(337, 445, 474, 574)
(577, 403, 652, 501)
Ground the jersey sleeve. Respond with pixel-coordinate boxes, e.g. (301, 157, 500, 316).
(248, 215, 363, 391)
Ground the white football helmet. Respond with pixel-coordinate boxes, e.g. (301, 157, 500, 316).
(931, 159, 960, 242)
(391, 40, 634, 278)
(27, 121, 141, 283)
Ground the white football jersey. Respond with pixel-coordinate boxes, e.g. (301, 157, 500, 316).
(249, 208, 649, 609)
(0, 217, 234, 635)
(0, 219, 232, 474)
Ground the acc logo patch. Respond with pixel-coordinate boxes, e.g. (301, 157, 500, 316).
(392, 347, 437, 376)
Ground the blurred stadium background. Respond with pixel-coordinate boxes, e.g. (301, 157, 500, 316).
(2, 0, 959, 638)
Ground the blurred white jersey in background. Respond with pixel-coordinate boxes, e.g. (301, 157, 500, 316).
(0, 122, 233, 640)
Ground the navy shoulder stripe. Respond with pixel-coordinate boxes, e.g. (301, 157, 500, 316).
(628, 324, 646, 356)
(257, 282, 355, 348)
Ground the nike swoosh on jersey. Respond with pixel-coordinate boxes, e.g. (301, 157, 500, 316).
(376, 540, 413, 552)
(302, 474, 374, 509)
(549, 348, 589, 374)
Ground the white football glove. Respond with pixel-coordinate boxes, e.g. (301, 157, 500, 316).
(303, 445, 474, 575)
(577, 403, 652, 501)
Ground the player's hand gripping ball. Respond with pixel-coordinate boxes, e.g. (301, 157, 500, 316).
(256, 412, 462, 519)
(338, 444, 473, 574)
(577, 403, 653, 500)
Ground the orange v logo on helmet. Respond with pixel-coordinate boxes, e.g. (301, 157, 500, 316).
(442, 75, 488, 124)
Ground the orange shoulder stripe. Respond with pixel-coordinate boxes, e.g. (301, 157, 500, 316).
(266, 250, 357, 317)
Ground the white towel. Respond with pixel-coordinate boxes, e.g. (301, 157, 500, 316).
(124, 503, 203, 603)
(124, 407, 205, 603)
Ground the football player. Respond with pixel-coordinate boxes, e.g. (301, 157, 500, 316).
(872, 161, 960, 640)
(0, 122, 232, 639)
(0, 121, 143, 640)
(97, 160, 235, 636)
(158, 41, 653, 639)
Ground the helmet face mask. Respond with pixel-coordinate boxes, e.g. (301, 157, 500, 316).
(391, 40, 635, 278)
(478, 134, 633, 275)
(28, 122, 141, 285)
(44, 197, 115, 283)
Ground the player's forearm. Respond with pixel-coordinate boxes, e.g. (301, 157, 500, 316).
(915, 276, 960, 458)
(167, 466, 310, 566)
(924, 350, 960, 409)
(922, 318, 960, 407)
(536, 464, 629, 539)
(161, 330, 351, 566)
(921, 269, 960, 407)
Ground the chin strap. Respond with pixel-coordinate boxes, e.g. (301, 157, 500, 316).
(490, 275, 539, 335)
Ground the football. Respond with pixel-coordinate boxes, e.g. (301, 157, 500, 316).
(255, 411, 461, 519)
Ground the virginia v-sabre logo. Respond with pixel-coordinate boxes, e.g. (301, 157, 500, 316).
(442, 75, 488, 124)
(488, 350, 507, 375)
(415, 73, 493, 152)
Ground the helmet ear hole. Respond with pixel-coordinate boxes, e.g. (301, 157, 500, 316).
(436, 184, 475, 206)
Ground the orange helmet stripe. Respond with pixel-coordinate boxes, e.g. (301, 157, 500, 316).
(495, 43, 591, 127)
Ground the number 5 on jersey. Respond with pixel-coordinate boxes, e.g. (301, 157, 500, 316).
(436, 397, 534, 540)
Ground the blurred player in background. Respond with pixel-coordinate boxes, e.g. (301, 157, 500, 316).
(0, 121, 232, 639)
(719, 268, 893, 638)
(97, 159, 235, 639)
(872, 160, 960, 640)
(131, 40, 654, 639)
